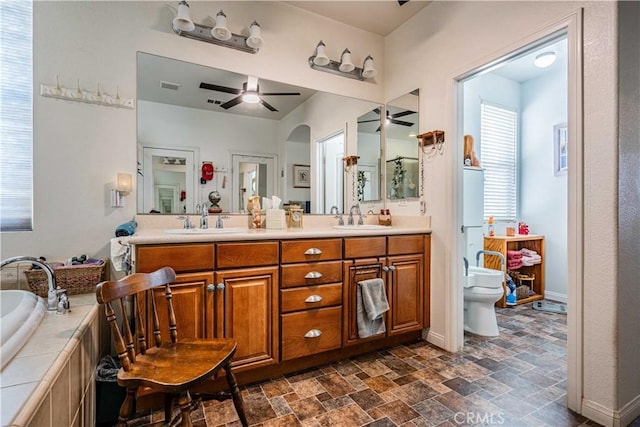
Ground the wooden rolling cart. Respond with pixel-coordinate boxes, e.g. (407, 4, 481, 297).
(483, 235, 545, 308)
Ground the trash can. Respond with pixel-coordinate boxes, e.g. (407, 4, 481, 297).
(95, 355, 125, 426)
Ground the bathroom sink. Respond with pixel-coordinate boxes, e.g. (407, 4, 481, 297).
(467, 266, 503, 288)
(164, 227, 246, 235)
(332, 224, 391, 230)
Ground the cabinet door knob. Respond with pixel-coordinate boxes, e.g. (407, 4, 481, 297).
(304, 271, 323, 279)
(206, 284, 216, 292)
(305, 295, 323, 303)
(383, 266, 389, 272)
(389, 266, 396, 271)
(304, 248, 322, 255)
(216, 283, 225, 290)
(304, 329, 322, 338)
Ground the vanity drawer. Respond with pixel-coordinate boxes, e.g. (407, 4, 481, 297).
(388, 235, 424, 255)
(281, 239, 342, 263)
(344, 237, 386, 259)
(136, 244, 214, 273)
(281, 306, 342, 360)
(280, 283, 342, 313)
(216, 241, 279, 268)
(280, 261, 343, 288)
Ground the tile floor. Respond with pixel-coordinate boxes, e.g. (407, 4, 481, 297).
(122, 303, 630, 427)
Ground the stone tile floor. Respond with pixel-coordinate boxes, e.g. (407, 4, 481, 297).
(124, 303, 637, 427)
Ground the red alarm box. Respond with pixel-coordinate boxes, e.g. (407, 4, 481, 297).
(201, 163, 214, 181)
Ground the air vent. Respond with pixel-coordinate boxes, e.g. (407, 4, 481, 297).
(160, 81, 180, 91)
(207, 99, 222, 105)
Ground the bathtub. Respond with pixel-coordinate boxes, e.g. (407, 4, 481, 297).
(0, 290, 46, 371)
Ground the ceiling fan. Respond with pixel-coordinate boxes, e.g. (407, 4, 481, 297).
(358, 108, 416, 132)
(199, 76, 300, 112)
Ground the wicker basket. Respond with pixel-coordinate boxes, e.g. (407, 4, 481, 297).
(515, 285, 531, 300)
(24, 259, 108, 297)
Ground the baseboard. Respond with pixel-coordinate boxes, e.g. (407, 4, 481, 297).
(582, 395, 640, 427)
(425, 329, 446, 349)
(545, 290, 568, 303)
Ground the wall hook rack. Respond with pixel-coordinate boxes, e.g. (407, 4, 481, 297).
(40, 76, 134, 109)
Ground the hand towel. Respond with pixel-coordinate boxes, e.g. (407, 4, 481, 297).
(507, 258, 523, 270)
(520, 248, 538, 257)
(110, 238, 129, 272)
(356, 278, 390, 338)
(507, 250, 522, 260)
(115, 220, 137, 237)
(521, 254, 542, 266)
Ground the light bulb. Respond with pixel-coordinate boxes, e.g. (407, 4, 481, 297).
(534, 51, 556, 68)
(212, 10, 232, 41)
(362, 55, 377, 78)
(313, 41, 330, 66)
(172, 0, 195, 32)
(339, 48, 355, 72)
(246, 21, 263, 49)
(242, 91, 260, 104)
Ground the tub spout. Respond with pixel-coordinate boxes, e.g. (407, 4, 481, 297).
(0, 256, 61, 311)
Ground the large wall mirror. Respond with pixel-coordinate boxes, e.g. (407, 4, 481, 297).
(385, 90, 420, 200)
(136, 52, 381, 214)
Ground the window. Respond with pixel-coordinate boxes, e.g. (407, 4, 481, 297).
(480, 102, 518, 223)
(1, 1, 33, 231)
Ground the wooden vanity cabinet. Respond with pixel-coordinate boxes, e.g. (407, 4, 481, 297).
(215, 242, 279, 371)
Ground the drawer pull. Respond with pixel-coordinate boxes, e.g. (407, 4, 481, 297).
(216, 283, 225, 290)
(206, 284, 216, 292)
(305, 295, 323, 303)
(383, 266, 389, 272)
(305, 271, 323, 279)
(304, 248, 322, 255)
(304, 329, 322, 338)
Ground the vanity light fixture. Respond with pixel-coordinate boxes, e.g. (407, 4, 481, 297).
(111, 173, 133, 208)
(309, 41, 377, 81)
(534, 51, 556, 68)
(171, 1, 263, 54)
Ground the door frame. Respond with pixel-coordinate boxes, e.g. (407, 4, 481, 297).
(449, 10, 584, 412)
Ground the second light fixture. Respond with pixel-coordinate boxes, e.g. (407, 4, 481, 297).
(309, 41, 377, 81)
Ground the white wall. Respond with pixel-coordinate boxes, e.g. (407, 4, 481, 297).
(386, 0, 621, 419)
(0, 1, 383, 262)
(521, 64, 568, 299)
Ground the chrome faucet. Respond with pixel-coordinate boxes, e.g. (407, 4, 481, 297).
(0, 256, 64, 311)
(200, 205, 209, 229)
(463, 257, 469, 276)
(178, 215, 192, 229)
(348, 204, 361, 226)
(215, 214, 228, 229)
(330, 206, 344, 226)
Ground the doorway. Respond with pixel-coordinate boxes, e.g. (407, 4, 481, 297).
(452, 13, 584, 412)
(231, 153, 277, 213)
(316, 131, 345, 214)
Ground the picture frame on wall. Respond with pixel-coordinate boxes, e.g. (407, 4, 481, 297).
(293, 164, 310, 188)
(553, 123, 568, 176)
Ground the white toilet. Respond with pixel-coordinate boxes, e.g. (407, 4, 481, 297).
(463, 266, 504, 337)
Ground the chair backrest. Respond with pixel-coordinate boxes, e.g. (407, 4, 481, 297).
(96, 266, 177, 371)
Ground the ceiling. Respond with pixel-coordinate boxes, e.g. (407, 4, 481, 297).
(137, 53, 317, 121)
(284, 1, 431, 36)
(492, 38, 567, 83)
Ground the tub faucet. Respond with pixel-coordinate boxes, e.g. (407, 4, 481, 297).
(0, 256, 63, 311)
(330, 206, 344, 226)
(463, 257, 469, 276)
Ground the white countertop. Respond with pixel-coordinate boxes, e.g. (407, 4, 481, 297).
(123, 214, 431, 245)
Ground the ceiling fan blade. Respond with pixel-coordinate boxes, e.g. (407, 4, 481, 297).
(390, 119, 414, 127)
(220, 96, 243, 109)
(260, 92, 301, 96)
(398, 0, 410, 5)
(373, 107, 381, 115)
(358, 119, 381, 124)
(376, 125, 381, 132)
(390, 110, 416, 119)
(261, 99, 278, 112)
(199, 82, 242, 95)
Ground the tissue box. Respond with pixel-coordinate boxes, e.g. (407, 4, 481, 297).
(266, 209, 286, 229)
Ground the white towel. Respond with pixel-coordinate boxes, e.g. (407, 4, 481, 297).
(110, 238, 129, 272)
(520, 248, 538, 257)
(521, 254, 542, 266)
(356, 278, 390, 338)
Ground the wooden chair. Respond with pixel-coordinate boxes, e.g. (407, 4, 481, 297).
(96, 267, 248, 427)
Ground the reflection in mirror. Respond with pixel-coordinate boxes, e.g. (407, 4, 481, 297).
(136, 52, 380, 214)
(317, 131, 345, 214)
(385, 89, 420, 200)
(231, 153, 276, 212)
(357, 107, 383, 202)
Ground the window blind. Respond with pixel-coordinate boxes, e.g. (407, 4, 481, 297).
(1, 1, 33, 231)
(480, 102, 517, 223)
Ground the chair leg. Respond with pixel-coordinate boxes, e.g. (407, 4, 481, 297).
(117, 387, 137, 426)
(224, 364, 248, 427)
(175, 391, 193, 427)
(164, 393, 174, 424)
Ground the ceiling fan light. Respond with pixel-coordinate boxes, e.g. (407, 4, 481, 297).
(246, 21, 263, 49)
(242, 91, 260, 104)
(339, 48, 355, 73)
(362, 55, 377, 78)
(212, 10, 232, 41)
(534, 51, 556, 68)
(313, 41, 330, 66)
(172, 0, 195, 32)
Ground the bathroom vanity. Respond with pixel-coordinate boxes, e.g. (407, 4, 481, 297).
(124, 216, 430, 407)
